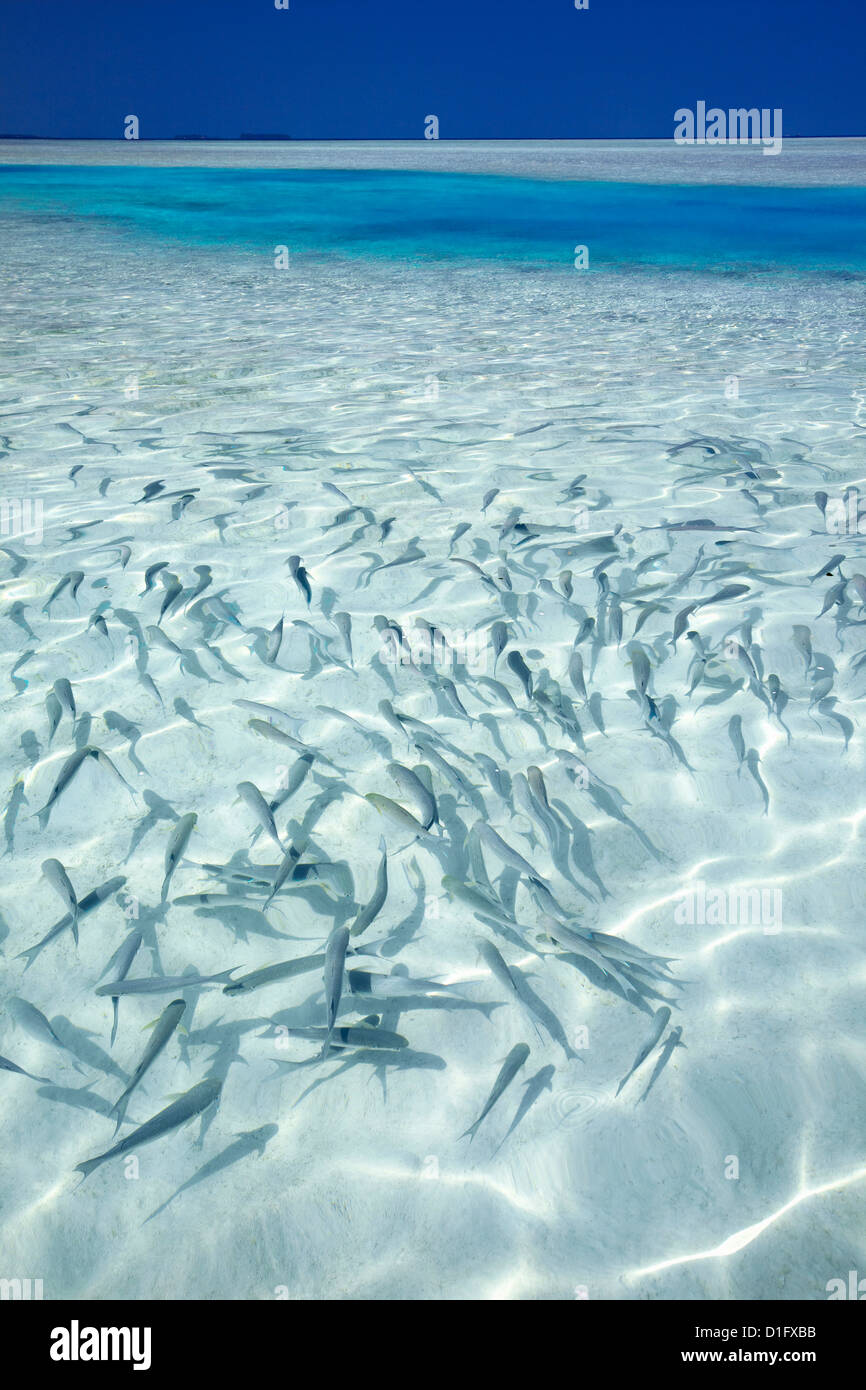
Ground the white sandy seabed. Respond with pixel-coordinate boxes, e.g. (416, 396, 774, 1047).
(1, 148, 866, 1301)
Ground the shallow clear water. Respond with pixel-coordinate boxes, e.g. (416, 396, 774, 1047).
(1, 150, 865, 1301)
(3, 163, 866, 271)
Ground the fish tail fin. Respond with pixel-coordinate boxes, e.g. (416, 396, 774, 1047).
(476, 1002, 503, 1021)
(74, 1155, 103, 1182)
(109, 1091, 129, 1131)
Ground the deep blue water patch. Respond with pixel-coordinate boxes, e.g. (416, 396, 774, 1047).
(1, 165, 865, 273)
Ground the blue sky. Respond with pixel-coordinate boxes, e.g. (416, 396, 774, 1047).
(0, 0, 862, 139)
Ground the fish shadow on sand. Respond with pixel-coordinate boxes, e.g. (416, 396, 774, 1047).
(144, 1123, 279, 1224)
(50, 1017, 129, 1083)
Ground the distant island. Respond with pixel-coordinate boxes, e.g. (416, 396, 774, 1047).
(0, 134, 294, 141)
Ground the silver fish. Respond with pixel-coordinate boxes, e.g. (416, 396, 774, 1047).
(365, 793, 431, 841)
(233, 699, 305, 736)
(288, 554, 312, 605)
(266, 617, 284, 665)
(110, 999, 186, 1131)
(0, 1053, 53, 1085)
(461, 1042, 530, 1141)
(90, 746, 135, 793)
(41, 858, 79, 945)
(270, 753, 315, 814)
(53, 678, 76, 721)
(350, 836, 389, 936)
(347, 969, 452, 1000)
(161, 813, 197, 902)
(18, 875, 126, 968)
(615, 1006, 672, 1095)
(475, 937, 522, 998)
(274, 1025, 407, 1050)
(413, 739, 482, 810)
(45, 690, 62, 744)
(472, 821, 547, 887)
(438, 675, 471, 722)
(223, 954, 327, 994)
(146, 625, 183, 657)
(101, 930, 143, 1047)
(7, 995, 84, 1072)
(95, 970, 237, 996)
(817, 579, 847, 618)
(387, 763, 436, 830)
(670, 603, 698, 648)
(378, 699, 410, 745)
(442, 875, 515, 924)
(638, 1026, 685, 1103)
(627, 644, 651, 697)
(847, 574, 866, 606)
(237, 782, 283, 855)
(35, 748, 91, 818)
(541, 918, 642, 998)
(526, 765, 556, 817)
(247, 718, 307, 754)
(494, 1064, 556, 1150)
(263, 839, 306, 910)
(695, 583, 750, 608)
(323, 925, 350, 1049)
(809, 554, 844, 583)
(75, 1078, 222, 1180)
